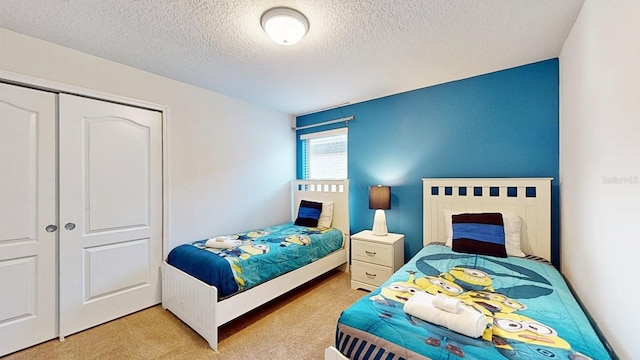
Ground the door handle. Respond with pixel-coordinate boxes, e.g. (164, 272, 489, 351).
(45, 224, 58, 233)
(64, 223, 76, 231)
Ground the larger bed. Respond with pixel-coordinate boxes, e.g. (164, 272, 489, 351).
(326, 178, 612, 360)
(162, 179, 350, 351)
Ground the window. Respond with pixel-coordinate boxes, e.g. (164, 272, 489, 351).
(301, 128, 348, 179)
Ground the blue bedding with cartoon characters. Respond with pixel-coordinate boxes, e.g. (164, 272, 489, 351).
(335, 244, 611, 360)
(166, 223, 343, 299)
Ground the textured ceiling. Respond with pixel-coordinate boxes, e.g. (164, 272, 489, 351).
(0, 0, 584, 115)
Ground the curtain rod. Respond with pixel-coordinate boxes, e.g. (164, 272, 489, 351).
(291, 115, 354, 131)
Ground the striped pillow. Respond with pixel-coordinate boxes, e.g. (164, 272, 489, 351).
(294, 200, 323, 227)
(452, 213, 507, 258)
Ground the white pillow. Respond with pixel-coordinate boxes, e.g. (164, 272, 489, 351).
(502, 212, 525, 257)
(443, 209, 463, 247)
(443, 209, 525, 257)
(317, 201, 334, 229)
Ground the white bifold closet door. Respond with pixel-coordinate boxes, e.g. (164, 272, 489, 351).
(0, 83, 162, 357)
(58, 94, 162, 338)
(0, 82, 57, 357)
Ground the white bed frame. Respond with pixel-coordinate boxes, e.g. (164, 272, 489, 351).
(324, 177, 552, 360)
(162, 179, 350, 351)
(422, 178, 552, 260)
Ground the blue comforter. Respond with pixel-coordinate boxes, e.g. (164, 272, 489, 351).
(336, 244, 611, 360)
(167, 223, 343, 299)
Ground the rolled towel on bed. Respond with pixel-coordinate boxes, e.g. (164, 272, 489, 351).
(205, 237, 242, 249)
(432, 293, 461, 313)
(404, 292, 487, 338)
(214, 235, 234, 242)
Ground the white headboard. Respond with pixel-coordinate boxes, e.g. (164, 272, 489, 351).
(291, 180, 350, 241)
(423, 178, 552, 261)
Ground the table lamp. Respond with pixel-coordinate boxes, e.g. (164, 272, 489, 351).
(369, 185, 391, 236)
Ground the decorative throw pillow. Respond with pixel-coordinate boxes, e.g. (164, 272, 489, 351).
(317, 201, 334, 229)
(444, 209, 524, 257)
(294, 200, 323, 227)
(451, 212, 507, 258)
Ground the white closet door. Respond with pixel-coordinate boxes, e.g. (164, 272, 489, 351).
(58, 94, 162, 337)
(0, 83, 57, 356)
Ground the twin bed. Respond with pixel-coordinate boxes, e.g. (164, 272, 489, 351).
(162, 179, 350, 351)
(162, 177, 611, 359)
(326, 178, 612, 360)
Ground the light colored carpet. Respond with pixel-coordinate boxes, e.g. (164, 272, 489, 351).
(3, 270, 365, 360)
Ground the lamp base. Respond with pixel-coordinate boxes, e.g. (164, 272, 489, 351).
(372, 209, 388, 236)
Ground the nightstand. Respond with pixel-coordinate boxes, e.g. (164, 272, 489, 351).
(350, 230, 404, 291)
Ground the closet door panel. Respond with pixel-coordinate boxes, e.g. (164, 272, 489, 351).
(0, 104, 36, 242)
(84, 239, 150, 300)
(0, 83, 57, 357)
(86, 118, 150, 231)
(58, 94, 162, 338)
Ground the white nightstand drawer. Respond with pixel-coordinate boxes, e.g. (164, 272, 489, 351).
(352, 239, 393, 266)
(351, 260, 393, 287)
(350, 230, 404, 291)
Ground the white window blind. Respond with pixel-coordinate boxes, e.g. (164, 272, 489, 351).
(301, 128, 348, 180)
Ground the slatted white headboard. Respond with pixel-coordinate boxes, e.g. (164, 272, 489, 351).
(423, 178, 552, 261)
(292, 180, 350, 241)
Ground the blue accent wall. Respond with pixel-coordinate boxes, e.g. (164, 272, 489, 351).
(297, 59, 560, 265)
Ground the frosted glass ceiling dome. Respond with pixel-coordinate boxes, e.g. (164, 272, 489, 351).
(261, 7, 309, 46)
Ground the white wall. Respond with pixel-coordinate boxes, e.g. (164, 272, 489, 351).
(560, 1, 639, 358)
(0, 27, 296, 254)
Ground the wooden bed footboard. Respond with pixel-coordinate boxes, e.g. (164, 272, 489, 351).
(162, 261, 218, 350)
(325, 346, 350, 360)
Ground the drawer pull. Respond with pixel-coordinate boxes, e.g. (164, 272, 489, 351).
(365, 272, 377, 279)
(365, 250, 377, 257)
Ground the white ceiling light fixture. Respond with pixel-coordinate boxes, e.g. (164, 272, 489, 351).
(261, 7, 309, 46)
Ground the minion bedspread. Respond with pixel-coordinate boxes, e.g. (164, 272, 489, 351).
(335, 244, 611, 360)
(166, 223, 342, 299)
